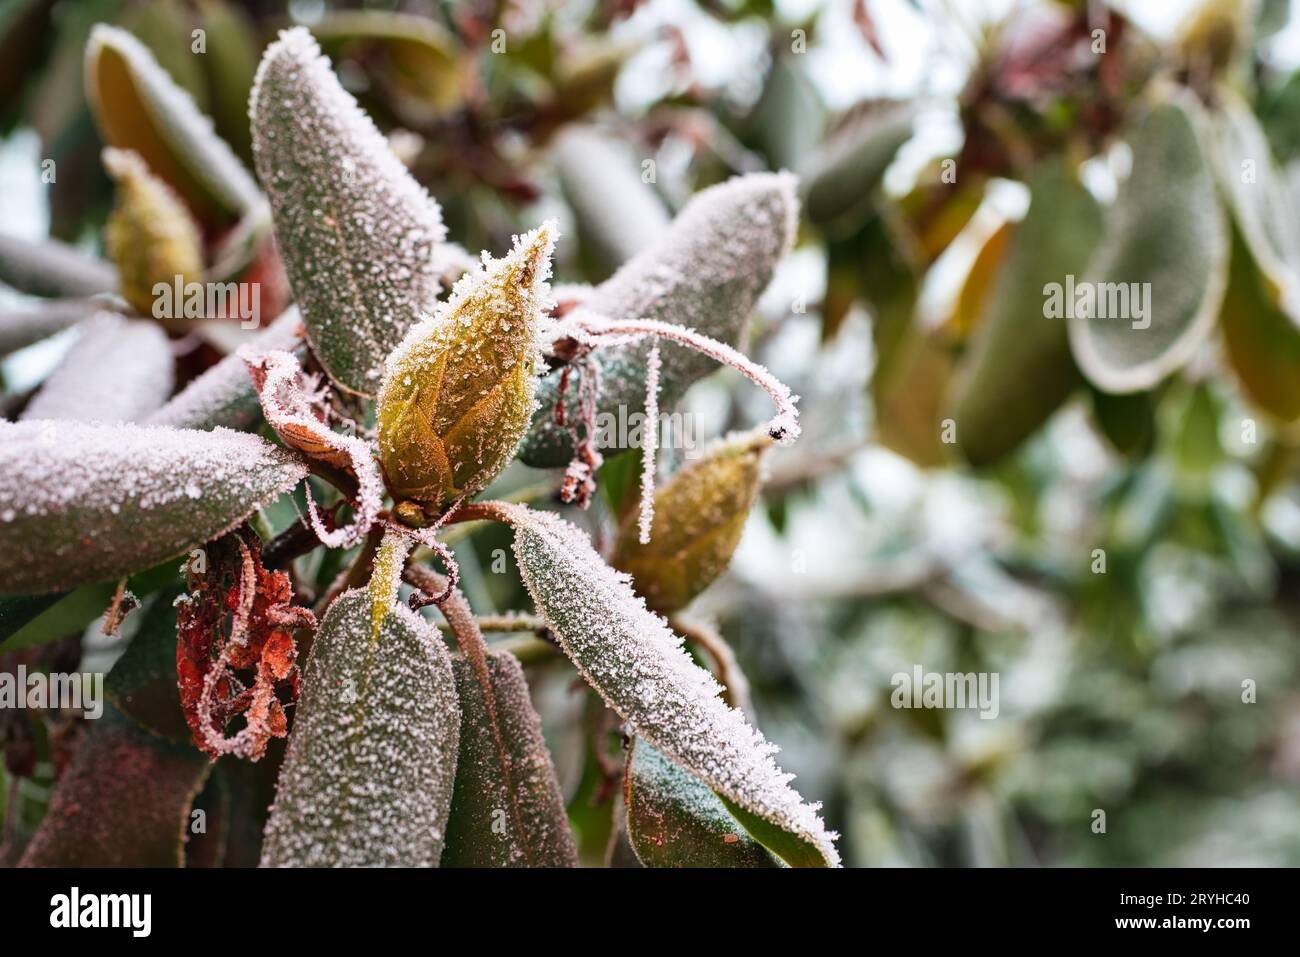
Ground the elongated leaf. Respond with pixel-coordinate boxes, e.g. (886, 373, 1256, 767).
(250, 26, 447, 396)
(0, 298, 100, 356)
(612, 431, 768, 615)
(798, 101, 913, 230)
(749, 55, 826, 174)
(1220, 223, 1300, 419)
(625, 738, 780, 868)
(443, 651, 577, 867)
(18, 706, 209, 867)
(378, 222, 555, 522)
(0, 232, 117, 297)
(260, 589, 460, 867)
(521, 172, 798, 467)
(196, 0, 258, 162)
(0, 421, 306, 595)
(553, 124, 670, 279)
(21, 312, 174, 423)
(85, 24, 261, 227)
(1070, 90, 1228, 392)
(949, 160, 1102, 466)
(0, 593, 64, 643)
(507, 505, 839, 866)
(148, 307, 302, 431)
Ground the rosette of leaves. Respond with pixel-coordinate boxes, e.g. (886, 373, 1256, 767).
(2, 19, 837, 870)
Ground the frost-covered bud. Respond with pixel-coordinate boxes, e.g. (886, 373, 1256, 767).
(612, 431, 770, 615)
(102, 148, 204, 317)
(378, 222, 557, 524)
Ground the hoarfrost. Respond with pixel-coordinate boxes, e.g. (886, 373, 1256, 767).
(21, 312, 174, 424)
(505, 504, 840, 866)
(250, 27, 447, 396)
(0, 421, 307, 595)
(522, 171, 799, 466)
(260, 589, 460, 867)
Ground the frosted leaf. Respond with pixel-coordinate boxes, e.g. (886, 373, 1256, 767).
(260, 589, 460, 867)
(553, 124, 670, 275)
(442, 651, 578, 867)
(0, 421, 307, 595)
(148, 307, 303, 431)
(0, 298, 104, 358)
(506, 504, 840, 867)
(1069, 89, 1228, 393)
(250, 27, 448, 396)
(101, 147, 205, 316)
(18, 706, 209, 866)
(378, 221, 556, 522)
(612, 430, 770, 616)
(21, 312, 174, 424)
(242, 347, 384, 547)
(625, 738, 780, 868)
(521, 171, 799, 466)
(0, 233, 118, 298)
(86, 25, 262, 224)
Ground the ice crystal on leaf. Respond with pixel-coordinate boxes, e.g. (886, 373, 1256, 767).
(377, 221, 556, 524)
(0, 421, 306, 595)
(521, 171, 799, 467)
(260, 589, 460, 867)
(504, 504, 840, 867)
(21, 312, 174, 424)
(250, 27, 448, 396)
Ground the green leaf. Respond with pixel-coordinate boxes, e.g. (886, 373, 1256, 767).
(0, 421, 306, 596)
(195, 0, 258, 162)
(442, 651, 577, 867)
(507, 504, 840, 866)
(260, 589, 461, 867)
(521, 172, 798, 467)
(104, 588, 189, 741)
(0, 232, 117, 297)
(18, 705, 209, 867)
(798, 101, 913, 231)
(1069, 89, 1228, 393)
(950, 159, 1102, 466)
(250, 26, 447, 396)
(625, 738, 780, 868)
(85, 24, 261, 228)
(0, 593, 64, 643)
(749, 55, 826, 174)
(20, 311, 174, 423)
